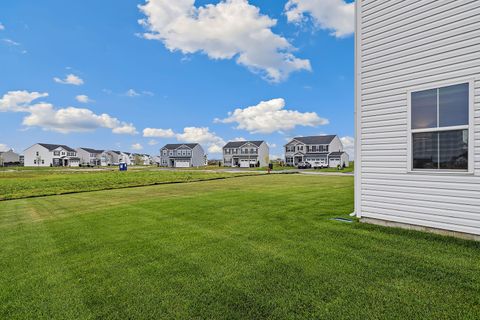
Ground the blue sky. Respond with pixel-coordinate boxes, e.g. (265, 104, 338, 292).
(0, 0, 354, 158)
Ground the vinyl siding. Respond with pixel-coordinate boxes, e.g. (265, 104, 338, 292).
(357, 0, 480, 235)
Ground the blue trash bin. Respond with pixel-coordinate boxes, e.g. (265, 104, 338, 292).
(119, 163, 128, 171)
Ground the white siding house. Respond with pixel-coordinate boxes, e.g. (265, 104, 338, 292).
(0, 150, 20, 166)
(24, 144, 80, 167)
(355, 0, 480, 239)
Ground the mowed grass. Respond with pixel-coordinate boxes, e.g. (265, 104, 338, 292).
(0, 175, 479, 319)
(0, 168, 258, 200)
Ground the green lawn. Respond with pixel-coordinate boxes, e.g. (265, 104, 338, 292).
(0, 168, 258, 200)
(0, 174, 479, 319)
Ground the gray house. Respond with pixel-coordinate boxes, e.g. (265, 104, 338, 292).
(76, 148, 104, 166)
(223, 141, 269, 168)
(284, 135, 349, 168)
(24, 143, 80, 167)
(0, 149, 20, 166)
(160, 143, 206, 168)
(355, 0, 480, 239)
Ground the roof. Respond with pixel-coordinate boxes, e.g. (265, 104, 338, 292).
(79, 147, 104, 154)
(223, 141, 264, 148)
(161, 143, 199, 150)
(329, 151, 346, 157)
(38, 143, 76, 152)
(291, 135, 336, 145)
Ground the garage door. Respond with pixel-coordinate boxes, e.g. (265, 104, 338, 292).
(329, 159, 340, 167)
(175, 160, 190, 168)
(240, 160, 256, 168)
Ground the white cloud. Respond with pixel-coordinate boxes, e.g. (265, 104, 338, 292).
(75, 95, 92, 103)
(0, 144, 9, 152)
(0, 91, 48, 112)
(131, 143, 143, 150)
(340, 136, 354, 159)
(138, 0, 311, 82)
(215, 98, 329, 134)
(233, 137, 246, 142)
(142, 126, 225, 154)
(2, 38, 20, 46)
(0, 23, 5, 31)
(267, 143, 277, 148)
(126, 89, 140, 97)
(176, 127, 225, 154)
(143, 128, 175, 138)
(0, 90, 137, 135)
(148, 139, 159, 146)
(54, 74, 84, 86)
(285, 0, 354, 38)
(125, 89, 154, 97)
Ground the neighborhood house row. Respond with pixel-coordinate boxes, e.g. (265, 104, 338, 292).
(3, 135, 349, 168)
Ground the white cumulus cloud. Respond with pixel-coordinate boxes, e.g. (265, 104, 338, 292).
(0, 90, 137, 135)
(285, 0, 354, 38)
(75, 95, 92, 103)
(138, 0, 311, 82)
(215, 98, 329, 134)
(340, 135, 354, 158)
(0, 144, 9, 152)
(131, 143, 143, 150)
(176, 127, 225, 154)
(142, 126, 225, 154)
(143, 128, 175, 138)
(53, 74, 84, 86)
(0, 23, 5, 31)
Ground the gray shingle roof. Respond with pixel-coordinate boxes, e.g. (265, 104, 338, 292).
(223, 141, 264, 148)
(79, 147, 104, 154)
(292, 135, 336, 145)
(329, 151, 346, 157)
(38, 143, 76, 152)
(162, 143, 199, 150)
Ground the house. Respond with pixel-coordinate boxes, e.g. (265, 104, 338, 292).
(132, 153, 152, 166)
(24, 143, 80, 167)
(223, 141, 269, 168)
(284, 135, 349, 168)
(100, 150, 129, 166)
(0, 149, 20, 166)
(76, 148, 104, 166)
(160, 143, 206, 167)
(355, 1, 480, 239)
(122, 152, 134, 165)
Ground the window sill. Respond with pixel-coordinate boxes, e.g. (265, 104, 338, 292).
(407, 169, 474, 176)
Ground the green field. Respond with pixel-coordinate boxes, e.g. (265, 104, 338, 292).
(1, 174, 479, 319)
(0, 168, 257, 200)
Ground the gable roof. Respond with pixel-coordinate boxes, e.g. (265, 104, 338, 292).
(223, 141, 264, 148)
(79, 147, 104, 154)
(291, 135, 336, 145)
(162, 143, 199, 150)
(38, 143, 76, 152)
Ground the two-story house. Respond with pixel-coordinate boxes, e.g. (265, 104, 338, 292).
(355, 0, 480, 239)
(284, 135, 349, 168)
(24, 143, 80, 167)
(100, 150, 130, 166)
(160, 143, 206, 167)
(0, 149, 20, 166)
(223, 141, 269, 168)
(76, 148, 104, 166)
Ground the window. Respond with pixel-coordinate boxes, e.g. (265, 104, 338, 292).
(410, 83, 470, 171)
(36, 151, 39, 156)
